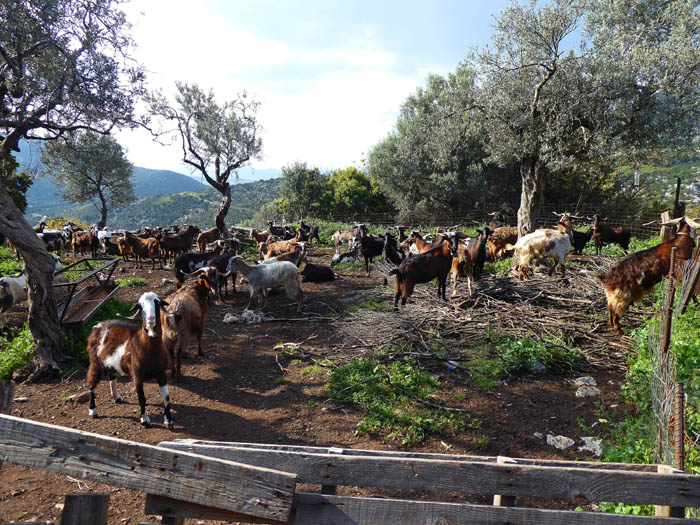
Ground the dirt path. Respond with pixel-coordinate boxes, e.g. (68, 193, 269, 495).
(0, 248, 634, 524)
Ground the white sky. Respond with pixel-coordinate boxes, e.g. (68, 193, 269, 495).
(117, 0, 511, 176)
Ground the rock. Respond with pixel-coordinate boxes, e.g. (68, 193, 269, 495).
(578, 436, 602, 456)
(530, 361, 546, 374)
(533, 432, 544, 439)
(161, 278, 174, 286)
(223, 310, 269, 324)
(574, 376, 597, 386)
(575, 386, 601, 398)
(546, 434, 575, 450)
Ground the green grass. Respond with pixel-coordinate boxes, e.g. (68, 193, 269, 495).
(117, 277, 146, 288)
(347, 295, 388, 314)
(331, 261, 364, 271)
(329, 357, 478, 446)
(0, 326, 35, 380)
(484, 259, 511, 275)
(0, 246, 23, 276)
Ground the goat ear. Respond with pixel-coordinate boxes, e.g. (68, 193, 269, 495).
(158, 299, 170, 308)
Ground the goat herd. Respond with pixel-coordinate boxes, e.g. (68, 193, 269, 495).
(1, 211, 699, 430)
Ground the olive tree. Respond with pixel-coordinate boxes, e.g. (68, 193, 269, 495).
(0, 0, 145, 378)
(148, 83, 263, 238)
(42, 132, 135, 229)
(468, 0, 700, 236)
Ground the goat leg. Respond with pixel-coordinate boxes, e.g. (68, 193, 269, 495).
(135, 381, 150, 428)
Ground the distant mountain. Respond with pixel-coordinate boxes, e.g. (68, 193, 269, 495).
(48, 178, 281, 229)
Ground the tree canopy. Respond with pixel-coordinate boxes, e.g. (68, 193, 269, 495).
(148, 82, 263, 237)
(42, 131, 135, 228)
(0, 0, 146, 377)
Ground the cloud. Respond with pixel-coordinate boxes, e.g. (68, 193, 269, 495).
(117, 0, 429, 173)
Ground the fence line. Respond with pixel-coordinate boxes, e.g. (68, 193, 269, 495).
(316, 204, 663, 238)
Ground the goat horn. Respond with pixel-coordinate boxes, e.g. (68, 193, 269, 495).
(117, 303, 141, 320)
(660, 217, 684, 226)
(685, 217, 700, 229)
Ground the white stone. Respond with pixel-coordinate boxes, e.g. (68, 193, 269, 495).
(578, 436, 602, 457)
(533, 432, 544, 439)
(575, 386, 601, 398)
(546, 434, 575, 450)
(574, 376, 597, 386)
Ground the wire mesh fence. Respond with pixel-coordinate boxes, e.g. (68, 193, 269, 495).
(323, 203, 663, 239)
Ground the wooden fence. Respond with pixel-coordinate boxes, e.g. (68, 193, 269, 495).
(2, 387, 700, 524)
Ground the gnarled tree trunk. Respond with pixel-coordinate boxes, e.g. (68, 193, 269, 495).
(214, 181, 232, 239)
(0, 187, 66, 379)
(517, 157, 547, 238)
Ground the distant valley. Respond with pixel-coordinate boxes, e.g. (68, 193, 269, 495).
(14, 139, 281, 228)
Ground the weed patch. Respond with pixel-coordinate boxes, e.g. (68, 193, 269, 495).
(329, 358, 477, 445)
(0, 326, 34, 380)
(117, 277, 146, 287)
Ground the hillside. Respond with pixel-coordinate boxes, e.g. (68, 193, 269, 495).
(48, 178, 281, 229)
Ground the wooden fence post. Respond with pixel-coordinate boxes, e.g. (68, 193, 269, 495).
(654, 464, 685, 518)
(492, 456, 516, 507)
(60, 494, 109, 525)
(0, 380, 15, 414)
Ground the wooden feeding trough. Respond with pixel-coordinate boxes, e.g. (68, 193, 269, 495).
(54, 258, 120, 330)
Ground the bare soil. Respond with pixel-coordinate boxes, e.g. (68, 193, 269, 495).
(0, 247, 635, 524)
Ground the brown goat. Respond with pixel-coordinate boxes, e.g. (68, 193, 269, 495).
(86, 292, 175, 429)
(601, 216, 700, 331)
(124, 231, 163, 270)
(161, 269, 214, 381)
(72, 230, 99, 258)
(262, 240, 301, 259)
(197, 227, 220, 253)
(450, 241, 473, 298)
(250, 229, 272, 244)
(391, 241, 453, 309)
(487, 227, 518, 261)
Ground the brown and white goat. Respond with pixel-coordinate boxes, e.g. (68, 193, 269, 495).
(332, 229, 357, 254)
(161, 269, 215, 381)
(512, 218, 573, 281)
(391, 241, 453, 310)
(601, 216, 700, 331)
(86, 292, 176, 429)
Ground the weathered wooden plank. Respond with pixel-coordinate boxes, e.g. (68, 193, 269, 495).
(291, 494, 700, 525)
(0, 414, 296, 522)
(60, 494, 109, 525)
(159, 441, 700, 507)
(492, 456, 516, 507)
(164, 439, 659, 472)
(145, 494, 285, 524)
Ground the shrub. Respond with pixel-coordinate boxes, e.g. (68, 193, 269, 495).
(117, 277, 146, 287)
(0, 326, 34, 380)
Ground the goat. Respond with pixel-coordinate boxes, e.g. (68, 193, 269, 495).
(512, 218, 573, 281)
(450, 241, 473, 298)
(250, 229, 272, 245)
(267, 221, 287, 238)
(161, 270, 215, 381)
(227, 256, 304, 311)
(300, 262, 334, 282)
(601, 216, 700, 331)
(115, 235, 135, 262)
(356, 224, 385, 275)
(71, 229, 99, 258)
(591, 215, 631, 255)
(159, 225, 199, 263)
(0, 273, 26, 313)
(487, 227, 518, 261)
(391, 241, 453, 309)
(86, 292, 176, 429)
(259, 246, 305, 267)
(571, 228, 594, 255)
(488, 211, 506, 231)
(262, 240, 302, 259)
(382, 232, 405, 266)
(394, 226, 408, 242)
(332, 228, 357, 254)
(468, 227, 491, 279)
(331, 246, 360, 267)
(124, 231, 163, 270)
(197, 227, 220, 253)
(173, 244, 224, 288)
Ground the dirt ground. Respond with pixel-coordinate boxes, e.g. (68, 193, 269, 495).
(0, 247, 635, 524)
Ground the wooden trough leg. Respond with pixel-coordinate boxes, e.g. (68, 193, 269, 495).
(60, 493, 109, 525)
(492, 456, 516, 507)
(160, 517, 185, 525)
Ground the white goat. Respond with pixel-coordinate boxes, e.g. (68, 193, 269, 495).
(228, 256, 303, 311)
(0, 255, 61, 313)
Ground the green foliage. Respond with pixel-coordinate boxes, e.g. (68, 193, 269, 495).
(42, 131, 135, 227)
(329, 358, 475, 445)
(0, 326, 35, 380)
(0, 246, 23, 276)
(45, 217, 91, 231)
(0, 156, 32, 213)
(60, 297, 133, 363)
(500, 337, 580, 374)
(347, 296, 388, 314)
(484, 259, 511, 276)
(117, 277, 146, 287)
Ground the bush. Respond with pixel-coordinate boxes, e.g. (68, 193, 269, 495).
(0, 326, 34, 380)
(500, 336, 580, 374)
(0, 246, 23, 276)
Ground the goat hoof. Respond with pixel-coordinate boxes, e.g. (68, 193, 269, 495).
(141, 421, 151, 429)
(166, 421, 174, 430)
